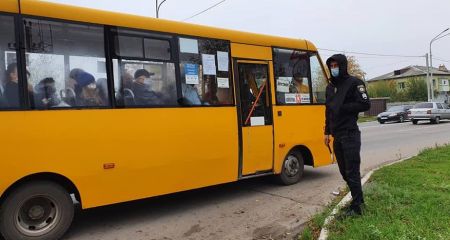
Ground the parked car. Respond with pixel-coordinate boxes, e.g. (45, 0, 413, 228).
(377, 105, 413, 124)
(408, 102, 450, 124)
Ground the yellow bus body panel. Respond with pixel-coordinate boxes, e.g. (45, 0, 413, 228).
(241, 126, 274, 175)
(231, 43, 272, 60)
(0, 108, 239, 208)
(0, 0, 18, 13)
(272, 105, 331, 173)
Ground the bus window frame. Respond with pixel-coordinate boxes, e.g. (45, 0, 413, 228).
(19, 14, 113, 110)
(108, 26, 181, 109)
(234, 59, 274, 126)
(177, 35, 235, 107)
(109, 28, 174, 63)
(272, 46, 327, 106)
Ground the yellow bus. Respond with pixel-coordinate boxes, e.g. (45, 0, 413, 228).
(0, 0, 331, 239)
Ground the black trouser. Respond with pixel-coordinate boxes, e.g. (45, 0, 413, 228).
(333, 130, 364, 211)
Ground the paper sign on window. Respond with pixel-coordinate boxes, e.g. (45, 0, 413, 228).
(250, 117, 265, 126)
(300, 94, 311, 103)
(285, 93, 297, 104)
(277, 77, 291, 93)
(180, 38, 199, 54)
(202, 54, 217, 75)
(185, 63, 199, 84)
(217, 77, 230, 88)
(217, 51, 229, 72)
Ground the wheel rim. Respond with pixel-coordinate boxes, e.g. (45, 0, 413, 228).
(14, 195, 60, 237)
(436, 117, 440, 124)
(284, 154, 300, 177)
(400, 116, 404, 122)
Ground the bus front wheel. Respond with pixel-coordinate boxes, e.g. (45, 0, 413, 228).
(277, 150, 304, 185)
(0, 181, 74, 240)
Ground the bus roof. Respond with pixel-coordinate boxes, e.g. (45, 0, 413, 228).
(0, 0, 317, 52)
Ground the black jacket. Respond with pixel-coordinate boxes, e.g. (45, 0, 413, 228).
(325, 54, 371, 136)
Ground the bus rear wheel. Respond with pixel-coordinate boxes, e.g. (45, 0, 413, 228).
(0, 181, 74, 240)
(277, 150, 304, 185)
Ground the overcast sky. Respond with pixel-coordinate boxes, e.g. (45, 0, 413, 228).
(45, 0, 450, 79)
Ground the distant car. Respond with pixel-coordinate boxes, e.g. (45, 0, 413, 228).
(377, 105, 412, 124)
(408, 102, 450, 124)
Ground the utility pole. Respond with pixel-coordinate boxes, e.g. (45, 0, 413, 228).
(156, 0, 167, 18)
(429, 28, 450, 101)
(426, 53, 431, 102)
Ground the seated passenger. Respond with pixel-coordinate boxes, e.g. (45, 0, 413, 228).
(131, 69, 163, 105)
(33, 77, 61, 109)
(3, 63, 20, 108)
(3, 63, 36, 108)
(290, 73, 309, 94)
(71, 70, 104, 106)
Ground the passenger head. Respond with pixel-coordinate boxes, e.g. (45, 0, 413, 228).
(121, 72, 133, 89)
(36, 77, 57, 95)
(134, 69, 153, 84)
(73, 71, 95, 96)
(293, 73, 304, 85)
(67, 68, 85, 89)
(5, 63, 18, 83)
(69, 68, 84, 80)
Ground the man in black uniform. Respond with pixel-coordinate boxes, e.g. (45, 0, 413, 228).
(324, 54, 371, 216)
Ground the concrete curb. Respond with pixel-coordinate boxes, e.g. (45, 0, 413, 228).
(317, 156, 413, 240)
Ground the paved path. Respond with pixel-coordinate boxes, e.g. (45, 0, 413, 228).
(63, 120, 450, 240)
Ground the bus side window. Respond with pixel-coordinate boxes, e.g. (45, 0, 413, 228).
(178, 38, 233, 106)
(23, 18, 110, 109)
(310, 55, 327, 104)
(111, 29, 177, 107)
(273, 48, 312, 105)
(0, 15, 20, 110)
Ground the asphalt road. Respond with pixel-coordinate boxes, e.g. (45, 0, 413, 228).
(62, 120, 450, 240)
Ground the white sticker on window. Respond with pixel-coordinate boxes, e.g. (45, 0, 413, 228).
(217, 77, 230, 88)
(300, 94, 310, 103)
(217, 51, 229, 72)
(180, 38, 199, 54)
(285, 93, 297, 104)
(201, 54, 217, 75)
(277, 77, 291, 93)
(250, 117, 265, 126)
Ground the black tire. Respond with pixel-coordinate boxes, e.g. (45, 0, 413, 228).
(435, 117, 440, 124)
(0, 181, 74, 240)
(379, 121, 385, 124)
(412, 120, 418, 125)
(277, 150, 304, 185)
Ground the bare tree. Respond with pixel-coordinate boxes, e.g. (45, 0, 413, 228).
(347, 56, 366, 80)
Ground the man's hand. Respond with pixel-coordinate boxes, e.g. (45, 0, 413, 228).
(324, 134, 331, 146)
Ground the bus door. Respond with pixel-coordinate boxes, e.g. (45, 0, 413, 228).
(235, 60, 274, 176)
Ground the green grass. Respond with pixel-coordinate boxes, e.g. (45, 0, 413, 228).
(298, 190, 348, 240)
(358, 115, 377, 123)
(327, 145, 450, 240)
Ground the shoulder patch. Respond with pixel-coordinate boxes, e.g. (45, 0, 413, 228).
(357, 85, 366, 93)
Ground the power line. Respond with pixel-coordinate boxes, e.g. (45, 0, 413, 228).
(433, 57, 450, 63)
(182, 0, 226, 21)
(318, 48, 424, 58)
